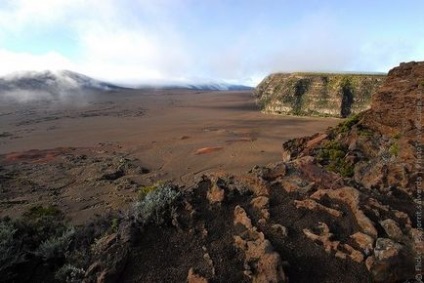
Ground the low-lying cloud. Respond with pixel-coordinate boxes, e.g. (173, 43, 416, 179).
(0, 1, 423, 86)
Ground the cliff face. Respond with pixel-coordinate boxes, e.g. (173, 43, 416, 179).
(364, 61, 424, 136)
(280, 61, 423, 282)
(254, 73, 386, 117)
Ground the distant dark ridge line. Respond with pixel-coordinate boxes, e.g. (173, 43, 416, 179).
(273, 72, 387, 77)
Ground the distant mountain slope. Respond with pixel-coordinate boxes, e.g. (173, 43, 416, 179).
(0, 70, 126, 94)
(0, 70, 253, 96)
(183, 83, 253, 91)
(136, 83, 254, 91)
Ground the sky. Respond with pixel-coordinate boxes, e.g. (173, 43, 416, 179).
(0, 0, 423, 86)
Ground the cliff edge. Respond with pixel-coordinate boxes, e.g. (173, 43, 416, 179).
(254, 72, 386, 117)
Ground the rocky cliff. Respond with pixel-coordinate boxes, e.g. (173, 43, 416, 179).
(280, 61, 423, 282)
(254, 72, 386, 117)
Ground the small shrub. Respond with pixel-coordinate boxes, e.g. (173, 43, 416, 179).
(110, 217, 120, 233)
(35, 227, 75, 261)
(137, 185, 159, 201)
(23, 205, 63, 221)
(325, 159, 354, 178)
(55, 264, 85, 283)
(389, 143, 400, 157)
(317, 140, 346, 161)
(317, 140, 354, 177)
(20, 205, 68, 248)
(0, 220, 22, 279)
(132, 183, 181, 225)
(358, 129, 373, 137)
(336, 114, 360, 134)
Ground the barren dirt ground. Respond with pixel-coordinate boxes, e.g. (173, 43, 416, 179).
(0, 90, 340, 222)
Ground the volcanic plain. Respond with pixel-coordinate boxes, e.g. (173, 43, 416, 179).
(0, 89, 340, 222)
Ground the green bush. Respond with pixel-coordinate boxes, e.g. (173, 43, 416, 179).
(393, 132, 401, 139)
(358, 129, 373, 137)
(317, 140, 345, 159)
(137, 185, 159, 201)
(0, 183, 185, 281)
(132, 183, 181, 225)
(35, 227, 75, 261)
(23, 205, 64, 222)
(336, 114, 360, 134)
(0, 221, 22, 280)
(55, 264, 85, 283)
(317, 140, 354, 177)
(389, 143, 400, 156)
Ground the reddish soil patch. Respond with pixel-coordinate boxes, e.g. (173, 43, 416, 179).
(4, 147, 75, 164)
(194, 147, 223, 155)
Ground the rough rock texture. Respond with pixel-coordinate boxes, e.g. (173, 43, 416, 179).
(367, 61, 424, 134)
(63, 171, 371, 283)
(254, 72, 386, 117)
(233, 205, 287, 282)
(277, 61, 423, 282)
(187, 268, 208, 283)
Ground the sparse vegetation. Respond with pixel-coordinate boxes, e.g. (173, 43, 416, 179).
(23, 205, 63, 220)
(0, 221, 22, 280)
(0, 204, 129, 282)
(137, 184, 159, 201)
(35, 228, 75, 262)
(55, 264, 85, 283)
(257, 95, 272, 110)
(317, 140, 346, 161)
(331, 113, 360, 135)
(132, 182, 181, 225)
(110, 217, 120, 233)
(0, 182, 183, 281)
(389, 142, 400, 156)
(0, 205, 70, 281)
(317, 140, 354, 177)
(358, 128, 373, 137)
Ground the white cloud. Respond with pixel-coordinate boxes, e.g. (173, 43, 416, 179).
(0, 0, 197, 84)
(74, 19, 191, 83)
(0, 0, 85, 33)
(0, 1, 422, 85)
(0, 49, 76, 75)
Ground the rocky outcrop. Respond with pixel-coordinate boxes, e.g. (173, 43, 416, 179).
(233, 205, 287, 282)
(364, 61, 424, 136)
(278, 61, 422, 282)
(254, 72, 386, 117)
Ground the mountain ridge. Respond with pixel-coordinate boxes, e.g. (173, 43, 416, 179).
(0, 70, 254, 94)
(0, 70, 126, 93)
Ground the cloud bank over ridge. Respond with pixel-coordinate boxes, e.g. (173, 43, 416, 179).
(0, 0, 423, 86)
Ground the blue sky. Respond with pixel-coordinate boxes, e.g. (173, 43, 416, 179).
(0, 0, 423, 85)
